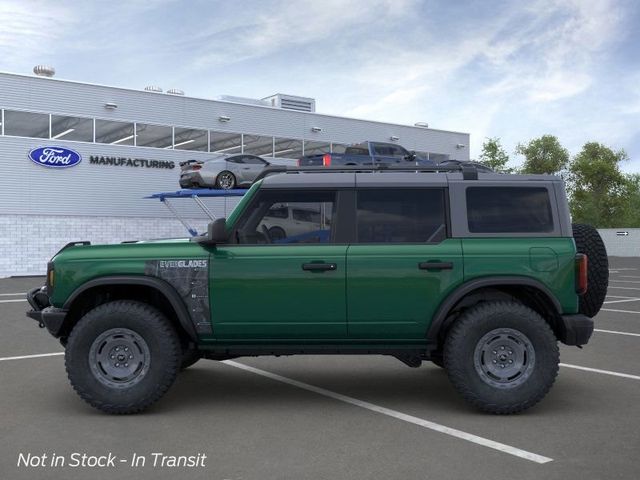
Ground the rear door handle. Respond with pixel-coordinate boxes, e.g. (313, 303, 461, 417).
(302, 263, 337, 272)
(418, 261, 453, 271)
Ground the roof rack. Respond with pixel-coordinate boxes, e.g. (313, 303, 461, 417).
(253, 163, 480, 183)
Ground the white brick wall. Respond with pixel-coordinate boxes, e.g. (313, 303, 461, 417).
(0, 214, 210, 278)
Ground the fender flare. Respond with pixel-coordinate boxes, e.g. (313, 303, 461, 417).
(63, 276, 198, 341)
(426, 276, 563, 342)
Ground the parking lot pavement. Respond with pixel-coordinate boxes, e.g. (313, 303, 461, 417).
(2, 262, 640, 480)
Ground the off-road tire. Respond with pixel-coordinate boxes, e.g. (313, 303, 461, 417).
(444, 301, 559, 414)
(572, 223, 608, 317)
(65, 300, 181, 414)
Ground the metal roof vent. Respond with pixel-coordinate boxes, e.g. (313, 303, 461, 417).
(144, 85, 163, 93)
(33, 65, 55, 77)
(262, 94, 316, 112)
(167, 88, 185, 96)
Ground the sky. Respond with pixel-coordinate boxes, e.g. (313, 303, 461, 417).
(1, 0, 639, 170)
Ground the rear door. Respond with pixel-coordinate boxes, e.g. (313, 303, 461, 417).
(346, 176, 463, 339)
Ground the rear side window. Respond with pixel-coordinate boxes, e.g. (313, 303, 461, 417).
(356, 189, 447, 243)
(466, 187, 553, 233)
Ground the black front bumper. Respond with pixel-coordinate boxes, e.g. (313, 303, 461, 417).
(557, 314, 594, 346)
(26, 286, 68, 337)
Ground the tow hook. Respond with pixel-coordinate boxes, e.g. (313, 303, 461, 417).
(38, 322, 45, 329)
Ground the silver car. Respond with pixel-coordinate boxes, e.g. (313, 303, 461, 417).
(179, 154, 271, 189)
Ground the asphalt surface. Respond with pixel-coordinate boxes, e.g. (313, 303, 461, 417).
(1, 259, 639, 479)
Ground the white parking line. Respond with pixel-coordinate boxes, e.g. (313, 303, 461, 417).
(601, 308, 640, 314)
(0, 352, 63, 362)
(606, 286, 640, 291)
(0, 293, 26, 296)
(603, 298, 640, 304)
(560, 363, 640, 381)
(616, 275, 640, 279)
(594, 328, 640, 338)
(609, 268, 637, 271)
(223, 360, 553, 464)
(609, 280, 640, 284)
(0, 299, 27, 304)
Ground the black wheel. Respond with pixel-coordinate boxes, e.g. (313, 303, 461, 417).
(215, 171, 236, 190)
(444, 301, 559, 414)
(268, 226, 287, 242)
(572, 223, 608, 317)
(65, 300, 181, 414)
(181, 344, 201, 370)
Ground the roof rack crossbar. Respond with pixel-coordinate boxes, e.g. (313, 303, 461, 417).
(254, 164, 479, 183)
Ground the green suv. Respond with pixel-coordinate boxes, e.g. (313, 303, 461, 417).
(26, 165, 608, 414)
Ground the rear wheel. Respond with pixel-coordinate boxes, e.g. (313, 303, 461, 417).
(215, 171, 236, 190)
(65, 300, 181, 414)
(572, 223, 608, 317)
(444, 301, 559, 414)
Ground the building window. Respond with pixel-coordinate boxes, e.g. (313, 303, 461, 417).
(173, 127, 208, 151)
(95, 119, 135, 145)
(210, 131, 243, 154)
(135, 123, 173, 148)
(51, 115, 93, 142)
(244, 134, 274, 157)
(304, 140, 331, 156)
(3, 110, 49, 138)
(273, 137, 303, 159)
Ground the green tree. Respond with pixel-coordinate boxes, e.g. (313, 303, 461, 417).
(516, 135, 569, 175)
(478, 137, 513, 173)
(568, 142, 630, 227)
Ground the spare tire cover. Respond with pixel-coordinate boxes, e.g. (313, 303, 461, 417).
(572, 223, 608, 317)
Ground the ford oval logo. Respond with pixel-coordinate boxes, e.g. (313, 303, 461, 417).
(28, 146, 82, 168)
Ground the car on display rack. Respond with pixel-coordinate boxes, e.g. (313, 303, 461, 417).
(298, 141, 436, 167)
(179, 154, 271, 190)
(26, 164, 608, 415)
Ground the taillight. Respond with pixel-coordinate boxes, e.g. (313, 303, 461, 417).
(192, 164, 202, 170)
(46, 262, 54, 295)
(576, 254, 588, 295)
(322, 153, 332, 167)
(297, 158, 301, 166)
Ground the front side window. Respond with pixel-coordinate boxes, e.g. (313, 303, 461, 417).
(236, 190, 335, 244)
(356, 189, 447, 243)
(373, 144, 408, 158)
(243, 155, 268, 165)
(466, 187, 553, 233)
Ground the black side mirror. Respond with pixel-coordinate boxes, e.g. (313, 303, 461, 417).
(191, 218, 228, 245)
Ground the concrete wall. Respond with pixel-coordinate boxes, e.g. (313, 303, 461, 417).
(597, 229, 640, 257)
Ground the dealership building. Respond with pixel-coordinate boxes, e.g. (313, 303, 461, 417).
(0, 69, 470, 277)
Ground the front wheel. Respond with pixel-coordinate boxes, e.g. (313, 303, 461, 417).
(65, 300, 181, 414)
(444, 301, 559, 414)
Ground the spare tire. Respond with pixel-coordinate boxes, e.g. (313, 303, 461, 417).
(572, 223, 608, 317)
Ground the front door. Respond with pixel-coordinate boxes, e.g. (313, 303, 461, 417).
(346, 187, 463, 339)
(210, 189, 348, 339)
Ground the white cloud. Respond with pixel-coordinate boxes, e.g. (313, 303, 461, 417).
(0, 0, 76, 65)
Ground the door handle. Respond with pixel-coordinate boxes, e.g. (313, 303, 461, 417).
(418, 261, 453, 271)
(302, 263, 337, 272)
